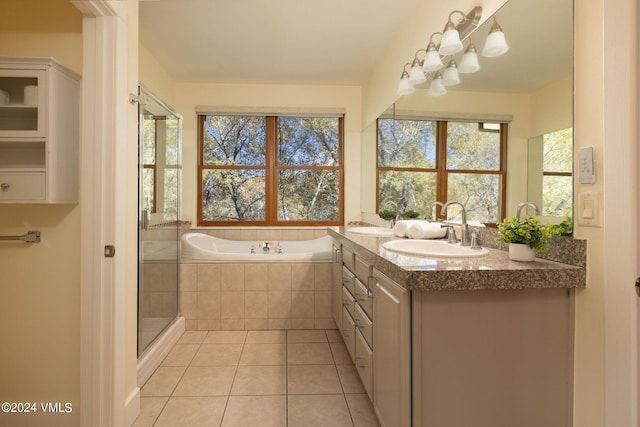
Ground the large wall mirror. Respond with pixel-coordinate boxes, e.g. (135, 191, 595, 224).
(361, 0, 573, 225)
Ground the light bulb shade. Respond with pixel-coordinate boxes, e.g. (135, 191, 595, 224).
(458, 49, 480, 73)
(397, 75, 416, 96)
(442, 61, 460, 86)
(428, 73, 447, 96)
(422, 47, 444, 72)
(482, 29, 509, 57)
(408, 64, 427, 85)
(439, 28, 463, 56)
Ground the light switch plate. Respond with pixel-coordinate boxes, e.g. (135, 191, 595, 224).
(577, 190, 601, 227)
(579, 147, 595, 184)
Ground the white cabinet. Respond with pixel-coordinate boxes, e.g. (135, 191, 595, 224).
(331, 242, 343, 329)
(0, 57, 80, 203)
(372, 268, 411, 427)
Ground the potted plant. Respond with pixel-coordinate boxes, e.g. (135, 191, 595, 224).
(496, 215, 550, 262)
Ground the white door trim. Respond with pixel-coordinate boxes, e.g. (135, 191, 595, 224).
(73, 1, 137, 426)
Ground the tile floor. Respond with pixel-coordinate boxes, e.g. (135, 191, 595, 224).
(134, 329, 380, 427)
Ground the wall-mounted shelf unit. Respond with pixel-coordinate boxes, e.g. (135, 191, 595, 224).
(0, 57, 80, 203)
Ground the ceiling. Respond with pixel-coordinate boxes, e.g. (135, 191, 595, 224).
(139, 0, 572, 92)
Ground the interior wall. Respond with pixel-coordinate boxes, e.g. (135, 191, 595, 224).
(174, 82, 363, 225)
(0, 0, 83, 425)
(139, 42, 176, 107)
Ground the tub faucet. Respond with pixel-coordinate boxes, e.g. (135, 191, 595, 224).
(440, 201, 470, 246)
(516, 202, 540, 218)
(261, 242, 270, 254)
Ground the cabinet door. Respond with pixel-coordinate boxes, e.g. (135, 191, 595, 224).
(341, 306, 356, 363)
(373, 269, 411, 427)
(331, 243, 343, 329)
(354, 328, 373, 401)
(0, 69, 47, 138)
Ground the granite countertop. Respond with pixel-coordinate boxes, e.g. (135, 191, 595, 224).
(328, 226, 586, 292)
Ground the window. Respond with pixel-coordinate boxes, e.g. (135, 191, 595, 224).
(198, 115, 343, 226)
(541, 128, 572, 217)
(377, 118, 507, 224)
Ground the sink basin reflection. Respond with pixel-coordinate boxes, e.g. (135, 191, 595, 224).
(382, 239, 489, 258)
(347, 226, 395, 236)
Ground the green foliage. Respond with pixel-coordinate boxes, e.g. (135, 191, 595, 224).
(548, 215, 573, 237)
(378, 209, 396, 221)
(496, 215, 550, 252)
(402, 210, 420, 219)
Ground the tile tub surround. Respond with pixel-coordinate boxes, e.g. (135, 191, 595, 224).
(328, 226, 586, 292)
(180, 261, 334, 331)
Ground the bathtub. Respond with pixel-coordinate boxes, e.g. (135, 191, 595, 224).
(181, 232, 334, 261)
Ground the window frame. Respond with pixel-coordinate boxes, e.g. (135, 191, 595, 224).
(197, 114, 345, 226)
(376, 118, 508, 225)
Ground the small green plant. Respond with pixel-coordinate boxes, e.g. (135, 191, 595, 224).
(496, 215, 550, 252)
(378, 209, 396, 221)
(402, 210, 420, 219)
(547, 215, 573, 237)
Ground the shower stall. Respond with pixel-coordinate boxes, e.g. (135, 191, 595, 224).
(136, 86, 184, 380)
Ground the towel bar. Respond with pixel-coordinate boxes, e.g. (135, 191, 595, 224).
(0, 230, 41, 243)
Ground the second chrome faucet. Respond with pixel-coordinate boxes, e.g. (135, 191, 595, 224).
(440, 201, 471, 246)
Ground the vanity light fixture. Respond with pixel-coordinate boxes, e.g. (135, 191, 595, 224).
(482, 16, 509, 57)
(438, 10, 467, 56)
(397, 62, 416, 96)
(458, 39, 480, 73)
(408, 53, 428, 85)
(442, 60, 461, 86)
(428, 72, 447, 96)
(422, 33, 445, 72)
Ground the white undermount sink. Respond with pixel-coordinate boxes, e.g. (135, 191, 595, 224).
(382, 239, 489, 258)
(347, 226, 395, 236)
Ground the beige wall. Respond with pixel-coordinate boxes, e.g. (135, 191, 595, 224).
(0, 0, 83, 424)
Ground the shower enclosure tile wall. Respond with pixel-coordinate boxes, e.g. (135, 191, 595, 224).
(180, 261, 334, 330)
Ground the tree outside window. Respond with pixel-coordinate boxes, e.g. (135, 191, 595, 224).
(198, 115, 343, 226)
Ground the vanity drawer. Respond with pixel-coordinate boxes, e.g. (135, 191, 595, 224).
(342, 285, 356, 318)
(342, 266, 355, 295)
(342, 306, 356, 363)
(355, 328, 373, 401)
(354, 256, 372, 285)
(354, 278, 373, 319)
(0, 172, 45, 201)
(354, 303, 373, 348)
(342, 247, 355, 272)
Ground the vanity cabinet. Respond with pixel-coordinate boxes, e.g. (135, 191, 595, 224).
(0, 57, 80, 203)
(372, 269, 411, 427)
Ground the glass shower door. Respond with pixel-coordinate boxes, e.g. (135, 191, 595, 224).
(137, 87, 182, 356)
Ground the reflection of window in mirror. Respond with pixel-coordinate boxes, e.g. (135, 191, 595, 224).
(377, 117, 507, 224)
(527, 128, 573, 217)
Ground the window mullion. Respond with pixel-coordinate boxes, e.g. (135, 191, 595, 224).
(265, 116, 277, 225)
(436, 121, 448, 219)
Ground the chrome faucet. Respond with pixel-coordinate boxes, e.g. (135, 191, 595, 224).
(429, 201, 444, 221)
(515, 202, 540, 218)
(383, 200, 400, 227)
(440, 201, 471, 246)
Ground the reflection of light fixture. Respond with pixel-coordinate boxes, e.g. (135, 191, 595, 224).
(439, 10, 466, 55)
(422, 33, 444, 72)
(428, 72, 447, 96)
(397, 62, 416, 96)
(482, 16, 509, 57)
(459, 40, 480, 73)
(442, 60, 460, 86)
(408, 54, 427, 85)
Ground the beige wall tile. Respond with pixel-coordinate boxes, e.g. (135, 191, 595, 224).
(296, 229, 316, 241)
(291, 318, 316, 329)
(184, 319, 198, 331)
(220, 291, 245, 319)
(245, 291, 268, 318)
(314, 291, 332, 319)
(291, 264, 314, 291)
(197, 319, 220, 331)
(268, 318, 292, 329)
(204, 330, 247, 344)
(315, 318, 336, 330)
(220, 264, 245, 291)
(220, 318, 245, 330)
(197, 291, 221, 319)
(244, 318, 269, 330)
(268, 264, 292, 291)
(245, 264, 269, 291)
(291, 291, 315, 319)
(314, 263, 332, 290)
(197, 264, 220, 291)
(268, 291, 291, 319)
(245, 330, 286, 343)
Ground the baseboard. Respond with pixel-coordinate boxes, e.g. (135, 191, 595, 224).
(136, 316, 185, 387)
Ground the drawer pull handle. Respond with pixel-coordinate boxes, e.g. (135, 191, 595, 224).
(342, 299, 350, 306)
(355, 356, 366, 368)
(1, 183, 10, 190)
(355, 293, 365, 302)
